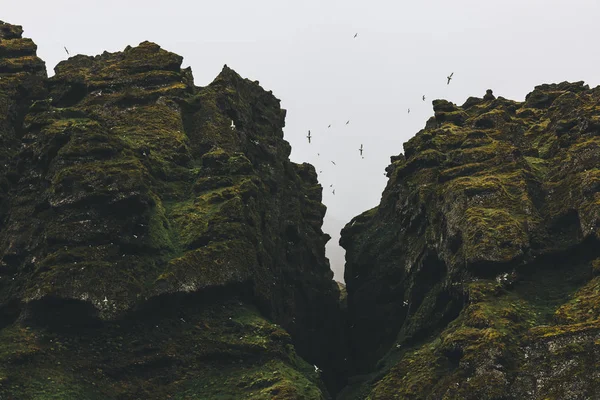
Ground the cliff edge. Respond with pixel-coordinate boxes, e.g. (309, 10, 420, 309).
(340, 84, 600, 398)
(0, 21, 346, 399)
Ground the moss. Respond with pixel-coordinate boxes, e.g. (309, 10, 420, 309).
(342, 82, 600, 398)
(524, 156, 549, 180)
(463, 207, 527, 263)
(0, 301, 327, 399)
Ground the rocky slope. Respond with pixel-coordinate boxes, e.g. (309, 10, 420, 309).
(340, 85, 600, 399)
(0, 21, 346, 399)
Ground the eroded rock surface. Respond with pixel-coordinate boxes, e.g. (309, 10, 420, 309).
(340, 84, 600, 399)
(0, 21, 345, 399)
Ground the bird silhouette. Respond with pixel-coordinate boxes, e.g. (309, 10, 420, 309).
(346, 120, 350, 125)
(359, 144, 363, 156)
(328, 124, 331, 128)
(64, 46, 69, 55)
(307, 130, 311, 143)
(422, 95, 426, 101)
(331, 161, 336, 165)
(332, 189, 335, 195)
(354, 33, 358, 38)
(447, 72, 454, 85)
(408, 108, 411, 114)
(230, 120, 236, 130)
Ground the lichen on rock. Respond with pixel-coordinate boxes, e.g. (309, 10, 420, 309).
(0, 21, 345, 398)
(340, 84, 600, 399)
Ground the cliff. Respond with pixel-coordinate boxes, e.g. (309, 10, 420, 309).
(4, 19, 600, 400)
(340, 85, 600, 398)
(0, 21, 346, 399)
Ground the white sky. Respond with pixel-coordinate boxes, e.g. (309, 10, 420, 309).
(5, 0, 600, 280)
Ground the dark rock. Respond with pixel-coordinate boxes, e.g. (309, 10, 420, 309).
(340, 80, 600, 399)
(483, 89, 496, 101)
(0, 21, 344, 399)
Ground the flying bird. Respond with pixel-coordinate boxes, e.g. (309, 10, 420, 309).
(359, 144, 363, 156)
(330, 184, 333, 187)
(354, 33, 358, 38)
(332, 189, 335, 195)
(328, 124, 331, 128)
(331, 161, 336, 165)
(64, 46, 69, 55)
(422, 95, 426, 101)
(230, 120, 236, 130)
(408, 108, 411, 114)
(307, 130, 312, 143)
(447, 72, 454, 85)
(346, 120, 350, 125)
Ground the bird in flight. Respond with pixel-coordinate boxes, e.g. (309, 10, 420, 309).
(408, 108, 411, 114)
(354, 33, 358, 38)
(359, 144, 363, 156)
(422, 95, 426, 101)
(447, 72, 454, 85)
(331, 161, 336, 165)
(328, 124, 331, 128)
(330, 184, 333, 187)
(307, 130, 312, 143)
(346, 120, 350, 125)
(64, 46, 69, 55)
(332, 189, 336, 195)
(230, 120, 236, 130)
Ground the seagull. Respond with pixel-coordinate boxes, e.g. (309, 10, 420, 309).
(230, 120, 236, 130)
(332, 189, 335, 195)
(328, 124, 331, 128)
(408, 108, 410, 114)
(331, 161, 336, 165)
(422, 95, 426, 101)
(314, 365, 321, 373)
(307, 130, 312, 143)
(354, 33, 358, 38)
(64, 46, 69, 55)
(330, 184, 333, 187)
(359, 144, 363, 156)
(447, 72, 454, 85)
(346, 120, 350, 125)
(103, 296, 108, 304)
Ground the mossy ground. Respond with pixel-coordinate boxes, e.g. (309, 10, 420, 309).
(0, 297, 327, 399)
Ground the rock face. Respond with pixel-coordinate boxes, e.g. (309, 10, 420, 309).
(0, 21, 346, 398)
(340, 85, 600, 398)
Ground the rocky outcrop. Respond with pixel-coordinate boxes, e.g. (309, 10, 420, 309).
(0, 21, 346, 398)
(340, 84, 600, 398)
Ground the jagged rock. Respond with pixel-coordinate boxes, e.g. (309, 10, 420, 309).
(339, 81, 600, 398)
(0, 22, 345, 398)
(483, 89, 496, 101)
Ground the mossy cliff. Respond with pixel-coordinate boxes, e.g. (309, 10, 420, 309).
(0, 21, 346, 399)
(339, 85, 600, 399)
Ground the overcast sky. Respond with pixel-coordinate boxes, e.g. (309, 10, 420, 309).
(5, 0, 600, 280)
